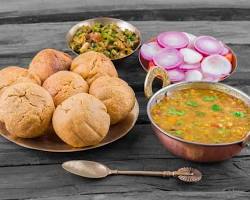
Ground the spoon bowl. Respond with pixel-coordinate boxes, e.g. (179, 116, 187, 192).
(62, 160, 110, 178)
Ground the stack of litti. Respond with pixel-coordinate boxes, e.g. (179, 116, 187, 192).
(0, 49, 136, 148)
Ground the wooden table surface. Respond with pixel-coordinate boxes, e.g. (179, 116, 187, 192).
(0, 0, 250, 199)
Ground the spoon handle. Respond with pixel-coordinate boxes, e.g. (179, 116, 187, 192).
(110, 170, 192, 177)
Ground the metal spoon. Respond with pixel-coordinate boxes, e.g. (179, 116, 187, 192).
(62, 160, 202, 183)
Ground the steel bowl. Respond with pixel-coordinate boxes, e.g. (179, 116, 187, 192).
(144, 67, 250, 162)
(139, 37, 237, 82)
(66, 17, 141, 61)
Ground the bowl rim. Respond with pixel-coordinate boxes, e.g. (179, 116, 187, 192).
(147, 81, 250, 147)
(65, 17, 142, 61)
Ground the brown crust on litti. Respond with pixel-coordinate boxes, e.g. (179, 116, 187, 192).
(89, 76, 135, 125)
(0, 83, 55, 138)
(0, 66, 41, 94)
(29, 49, 72, 82)
(70, 51, 118, 85)
(43, 71, 89, 106)
(52, 93, 110, 147)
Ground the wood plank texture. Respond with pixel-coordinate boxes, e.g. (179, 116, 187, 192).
(22, 192, 250, 200)
(1, 21, 250, 57)
(1, 0, 250, 24)
(0, 123, 249, 164)
(0, 156, 250, 199)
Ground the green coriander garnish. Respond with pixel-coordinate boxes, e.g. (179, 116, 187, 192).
(211, 104, 222, 112)
(232, 111, 245, 118)
(203, 96, 217, 102)
(167, 108, 186, 116)
(174, 130, 183, 135)
(186, 100, 198, 107)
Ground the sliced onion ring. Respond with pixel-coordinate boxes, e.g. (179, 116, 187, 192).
(167, 69, 185, 82)
(179, 48, 203, 64)
(153, 48, 184, 70)
(157, 31, 189, 49)
(219, 41, 230, 55)
(183, 32, 197, 48)
(140, 42, 163, 61)
(179, 63, 201, 70)
(194, 36, 223, 55)
(201, 55, 232, 77)
(185, 70, 203, 81)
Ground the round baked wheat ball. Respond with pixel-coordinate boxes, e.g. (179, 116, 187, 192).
(43, 71, 89, 106)
(89, 76, 135, 125)
(29, 48, 72, 82)
(0, 66, 41, 94)
(70, 51, 118, 84)
(0, 83, 55, 138)
(52, 93, 110, 147)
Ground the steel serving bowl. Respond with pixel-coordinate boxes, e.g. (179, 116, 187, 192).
(144, 67, 250, 162)
(66, 17, 142, 61)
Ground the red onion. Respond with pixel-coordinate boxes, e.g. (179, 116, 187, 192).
(167, 69, 185, 82)
(185, 70, 203, 81)
(219, 41, 230, 55)
(194, 36, 223, 56)
(179, 48, 203, 64)
(153, 48, 184, 70)
(201, 55, 232, 77)
(140, 42, 163, 61)
(179, 63, 201, 70)
(183, 32, 197, 48)
(157, 31, 189, 49)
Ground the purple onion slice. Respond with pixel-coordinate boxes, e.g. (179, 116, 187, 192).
(140, 42, 163, 61)
(194, 36, 223, 55)
(157, 31, 189, 49)
(185, 70, 203, 81)
(153, 48, 184, 70)
(201, 55, 232, 77)
(167, 69, 185, 82)
(179, 48, 203, 64)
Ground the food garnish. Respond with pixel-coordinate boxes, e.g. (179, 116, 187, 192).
(211, 104, 222, 111)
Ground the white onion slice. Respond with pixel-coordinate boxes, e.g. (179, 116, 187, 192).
(194, 36, 223, 55)
(140, 42, 163, 61)
(179, 63, 201, 70)
(183, 32, 197, 48)
(201, 55, 232, 77)
(157, 31, 189, 49)
(179, 48, 203, 64)
(167, 69, 185, 82)
(153, 48, 184, 69)
(185, 70, 203, 81)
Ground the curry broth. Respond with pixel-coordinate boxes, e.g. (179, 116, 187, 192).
(151, 89, 250, 144)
